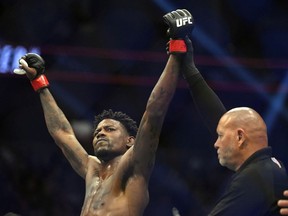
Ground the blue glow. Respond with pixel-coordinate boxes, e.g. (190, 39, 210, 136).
(264, 71, 288, 132)
(51, 84, 93, 120)
(153, 0, 175, 12)
(0, 44, 40, 74)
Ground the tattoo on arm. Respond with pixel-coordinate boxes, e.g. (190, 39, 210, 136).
(40, 90, 73, 135)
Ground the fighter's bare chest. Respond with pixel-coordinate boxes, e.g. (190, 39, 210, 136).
(84, 171, 117, 209)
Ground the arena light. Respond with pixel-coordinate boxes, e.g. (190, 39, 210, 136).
(264, 71, 288, 133)
(0, 44, 40, 74)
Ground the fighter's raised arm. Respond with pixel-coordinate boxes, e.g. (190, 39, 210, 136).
(128, 9, 195, 179)
(16, 54, 89, 179)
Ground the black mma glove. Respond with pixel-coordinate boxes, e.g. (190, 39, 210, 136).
(23, 53, 45, 79)
(163, 9, 194, 53)
(16, 53, 49, 92)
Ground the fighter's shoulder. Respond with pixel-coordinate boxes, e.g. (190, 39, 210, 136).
(87, 155, 101, 166)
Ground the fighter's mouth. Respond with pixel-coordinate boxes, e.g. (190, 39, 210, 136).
(96, 138, 108, 144)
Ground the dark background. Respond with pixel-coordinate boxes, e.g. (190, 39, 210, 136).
(0, 0, 288, 215)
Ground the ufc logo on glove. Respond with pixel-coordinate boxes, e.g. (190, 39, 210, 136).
(163, 9, 194, 53)
(176, 17, 193, 27)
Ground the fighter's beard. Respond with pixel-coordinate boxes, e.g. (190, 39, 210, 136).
(95, 147, 121, 162)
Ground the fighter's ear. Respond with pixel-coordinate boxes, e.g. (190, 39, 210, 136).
(126, 136, 135, 148)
